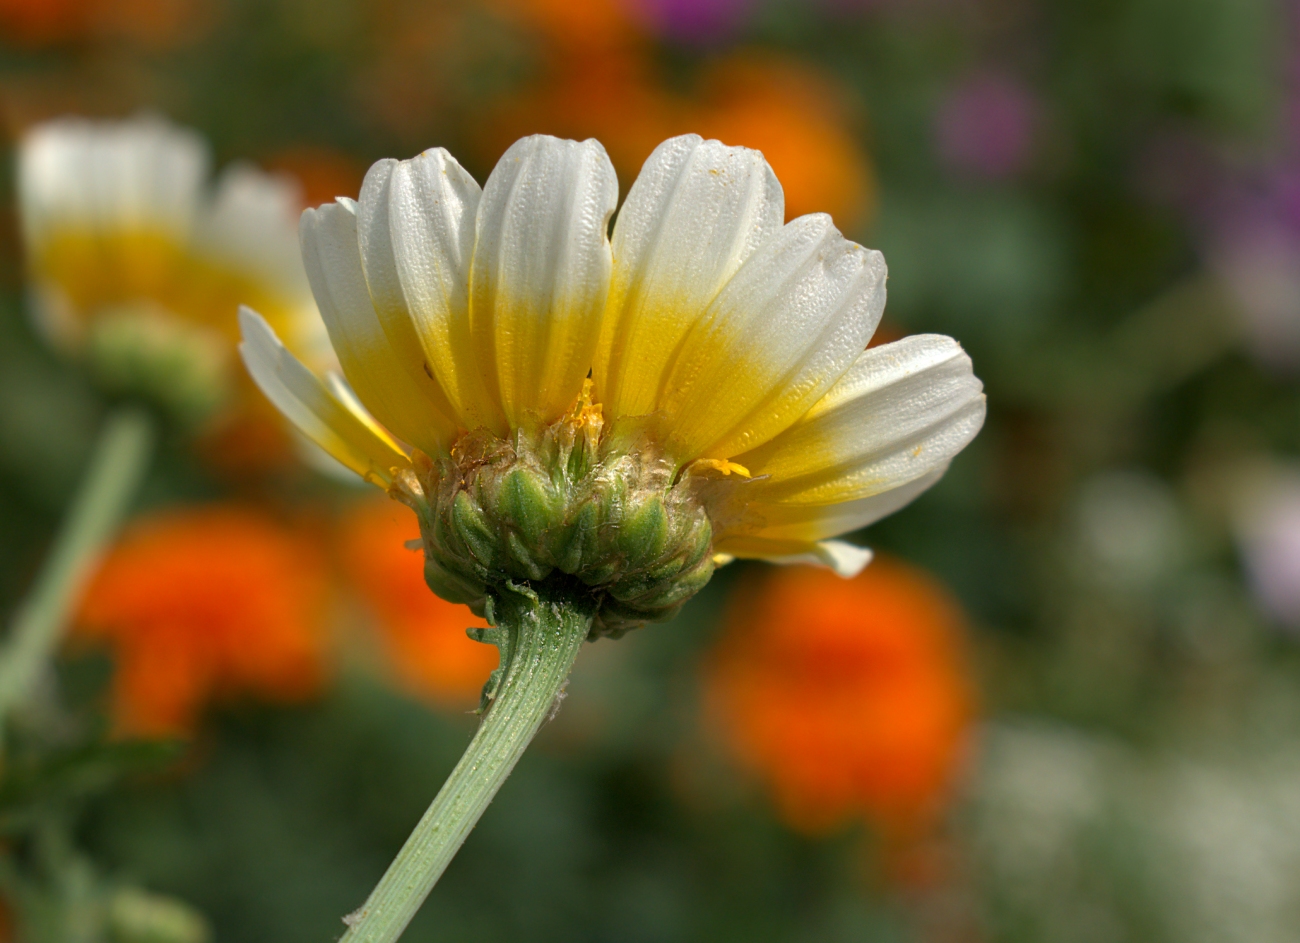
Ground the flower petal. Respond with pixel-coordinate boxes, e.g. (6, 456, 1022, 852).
(469, 135, 618, 427)
(199, 163, 329, 365)
(356, 151, 502, 433)
(655, 213, 887, 463)
(594, 135, 784, 420)
(199, 163, 305, 295)
(18, 115, 208, 245)
(717, 466, 948, 547)
(301, 200, 458, 456)
(712, 536, 874, 577)
(238, 307, 408, 484)
(732, 335, 985, 505)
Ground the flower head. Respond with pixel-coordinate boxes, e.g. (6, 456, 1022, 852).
(240, 133, 985, 633)
(73, 505, 330, 736)
(704, 558, 976, 838)
(18, 115, 328, 426)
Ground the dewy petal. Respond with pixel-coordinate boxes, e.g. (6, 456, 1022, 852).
(594, 135, 784, 420)
(733, 334, 986, 505)
(301, 201, 457, 456)
(18, 115, 208, 247)
(655, 214, 887, 463)
(356, 151, 502, 433)
(238, 307, 408, 484)
(469, 135, 618, 427)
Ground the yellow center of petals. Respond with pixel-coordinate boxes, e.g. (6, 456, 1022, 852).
(33, 228, 302, 343)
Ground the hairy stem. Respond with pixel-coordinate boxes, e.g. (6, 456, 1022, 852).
(0, 407, 154, 732)
(339, 582, 595, 943)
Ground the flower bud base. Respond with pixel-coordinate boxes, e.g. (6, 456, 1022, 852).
(392, 399, 715, 638)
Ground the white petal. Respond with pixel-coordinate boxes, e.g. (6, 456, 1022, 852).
(803, 540, 874, 577)
(356, 151, 500, 432)
(18, 115, 208, 246)
(594, 135, 784, 419)
(238, 307, 408, 484)
(656, 213, 887, 462)
(711, 537, 874, 577)
(301, 201, 457, 455)
(198, 162, 332, 366)
(723, 466, 949, 544)
(734, 334, 985, 505)
(199, 162, 307, 297)
(469, 135, 618, 427)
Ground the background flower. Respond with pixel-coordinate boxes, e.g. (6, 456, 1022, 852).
(934, 70, 1038, 181)
(74, 505, 330, 736)
(704, 558, 975, 840)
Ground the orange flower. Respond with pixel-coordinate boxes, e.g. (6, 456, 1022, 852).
(490, 0, 641, 55)
(689, 57, 875, 232)
(340, 497, 498, 709)
(0, 0, 208, 48)
(479, 44, 874, 233)
(704, 557, 975, 841)
(74, 506, 330, 737)
(261, 146, 367, 211)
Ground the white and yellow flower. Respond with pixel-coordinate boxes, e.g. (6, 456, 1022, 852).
(18, 114, 328, 422)
(240, 133, 985, 578)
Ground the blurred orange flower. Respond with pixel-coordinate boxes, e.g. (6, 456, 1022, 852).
(479, 23, 874, 232)
(0, 0, 209, 48)
(689, 58, 875, 231)
(74, 505, 330, 737)
(490, 0, 640, 54)
(262, 146, 367, 211)
(704, 558, 975, 842)
(340, 497, 497, 710)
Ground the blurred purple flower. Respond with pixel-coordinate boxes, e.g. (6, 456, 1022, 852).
(625, 0, 755, 44)
(1200, 163, 1300, 369)
(935, 71, 1037, 180)
(816, 0, 955, 12)
(1210, 213, 1300, 370)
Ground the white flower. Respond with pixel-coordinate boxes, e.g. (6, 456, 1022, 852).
(18, 114, 328, 371)
(240, 134, 986, 575)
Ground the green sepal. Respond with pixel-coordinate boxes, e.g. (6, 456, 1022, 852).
(617, 496, 669, 564)
(423, 556, 484, 606)
(452, 490, 497, 569)
(497, 466, 558, 550)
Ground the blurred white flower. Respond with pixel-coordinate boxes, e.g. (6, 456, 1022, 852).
(17, 114, 332, 424)
(1075, 469, 1185, 587)
(969, 720, 1300, 943)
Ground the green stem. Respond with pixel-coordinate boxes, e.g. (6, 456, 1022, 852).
(0, 407, 154, 730)
(339, 582, 595, 943)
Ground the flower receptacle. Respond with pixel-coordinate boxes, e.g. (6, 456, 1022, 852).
(394, 405, 716, 638)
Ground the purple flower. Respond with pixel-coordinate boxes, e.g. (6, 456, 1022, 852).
(1199, 162, 1300, 370)
(625, 0, 755, 44)
(935, 71, 1037, 180)
(1210, 212, 1300, 370)
(1237, 468, 1300, 631)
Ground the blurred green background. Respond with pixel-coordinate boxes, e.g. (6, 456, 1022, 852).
(3, 0, 1300, 940)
